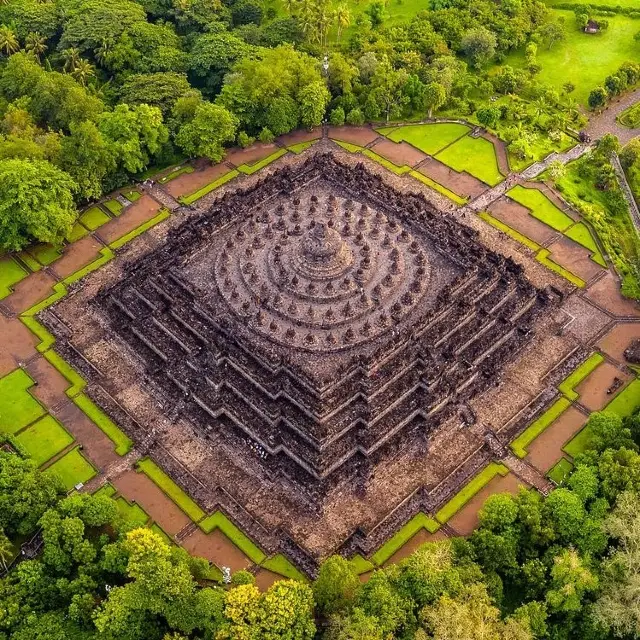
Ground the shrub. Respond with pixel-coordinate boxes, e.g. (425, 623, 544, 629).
(258, 127, 274, 143)
(346, 108, 364, 126)
(329, 107, 346, 126)
(237, 131, 255, 148)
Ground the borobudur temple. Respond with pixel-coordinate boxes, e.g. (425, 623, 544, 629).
(41, 150, 563, 571)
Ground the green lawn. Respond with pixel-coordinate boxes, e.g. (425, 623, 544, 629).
(507, 185, 574, 231)
(565, 223, 607, 266)
(262, 554, 307, 581)
(548, 458, 574, 484)
(137, 458, 206, 522)
(79, 206, 110, 231)
(0, 369, 46, 435)
(605, 379, 640, 417)
(381, 123, 470, 155)
(500, 11, 640, 105)
(46, 446, 97, 490)
(13, 415, 73, 466)
(435, 135, 504, 186)
(546, 0, 640, 8)
(0, 257, 28, 299)
(66, 222, 89, 243)
(116, 496, 149, 526)
(104, 199, 124, 215)
(25, 244, 62, 267)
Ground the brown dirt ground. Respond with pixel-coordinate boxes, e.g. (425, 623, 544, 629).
(597, 323, 640, 364)
(165, 163, 231, 199)
(575, 362, 633, 412)
(327, 126, 380, 147)
(526, 405, 588, 472)
(25, 356, 70, 405)
(447, 473, 529, 536)
(254, 568, 284, 591)
(224, 143, 278, 167)
(50, 236, 103, 280)
(416, 158, 486, 199)
(112, 469, 191, 536)
(382, 528, 448, 567)
(488, 197, 557, 245)
(0, 315, 37, 375)
(51, 401, 120, 469)
(181, 528, 251, 572)
(97, 195, 162, 244)
(369, 139, 427, 168)
(4, 271, 57, 315)
(278, 129, 321, 146)
(585, 272, 640, 318)
(546, 237, 604, 283)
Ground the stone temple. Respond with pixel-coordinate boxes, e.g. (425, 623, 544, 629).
(42, 152, 560, 570)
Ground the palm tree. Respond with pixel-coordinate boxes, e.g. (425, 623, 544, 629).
(284, 0, 298, 15)
(71, 58, 95, 86)
(95, 38, 111, 65)
(335, 5, 351, 42)
(0, 530, 13, 572)
(0, 26, 19, 56)
(25, 32, 47, 61)
(62, 47, 81, 72)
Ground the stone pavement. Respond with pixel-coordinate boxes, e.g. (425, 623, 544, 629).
(585, 87, 640, 145)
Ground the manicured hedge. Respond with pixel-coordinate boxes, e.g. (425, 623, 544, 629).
(558, 352, 604, 400)
(198, 511, 266, 564)
(237, 148, 287, 175)
(74, 393, 133, 456)
(435, 463, 509, 524)
(510, 397, 572, 458)
(179, 170, 239, 205)
(137, 458, 206, 522)
(109, 209, 171, 250)
(410, 171, 468, 205)
(371, 513, 441, 566)
(262, 554, 307, 581)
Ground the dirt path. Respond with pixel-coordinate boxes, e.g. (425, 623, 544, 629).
(585, 87, 640, 145)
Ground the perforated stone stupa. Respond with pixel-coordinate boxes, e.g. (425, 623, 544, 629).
(81, 154, 556, 493)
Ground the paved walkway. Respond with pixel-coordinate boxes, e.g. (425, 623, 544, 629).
(585, 87, 640, 145)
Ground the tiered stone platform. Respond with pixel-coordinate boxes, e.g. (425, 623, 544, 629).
(39, 152, 563, 571)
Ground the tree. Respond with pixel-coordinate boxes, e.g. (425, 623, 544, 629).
(537, 21, 565, 49)
(0, 452, 64, 535)
(423, 82, 446, 118)
(98, 103, 168, 174)
(545, 549, 598, 614)
(421, 583, 533, 640)
(70, 58, 95, 86)
(548, 159, 566, 181)
(314, 555, 360, 616)
(335, 5, 351, 42)
(175, 102, 237, 162)
(476, 106, 501, 128)
(588, 87, 608, 111)
(330, 106, 346, 126)
(593, 491, 640, 637)
(0, 25, 19, 56)
(0, 159, 77, 250)
(366, 57, 409, 122)
(326, 608, 384, 640)
(365, 1, 385, 28)
(460, 27, 497, 68)
(299, 81, 330, 129)
(119, 72, 199, 117)
(59, 120, 116, 201)
(24, 32, 46, 61)
(62, 47, 81, 73)
(0, 527, 13, 570)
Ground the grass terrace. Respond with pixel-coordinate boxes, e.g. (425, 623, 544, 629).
(45, 446, 97, 490)
(435, 135, 504, 186)
(13, 416, 73, 466)
(378, 123, 470, 156)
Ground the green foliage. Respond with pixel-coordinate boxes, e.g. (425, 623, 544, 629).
(314, 555, 360, 616)
(175, 102, 237, 162)
(0, 159, 77, 251)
